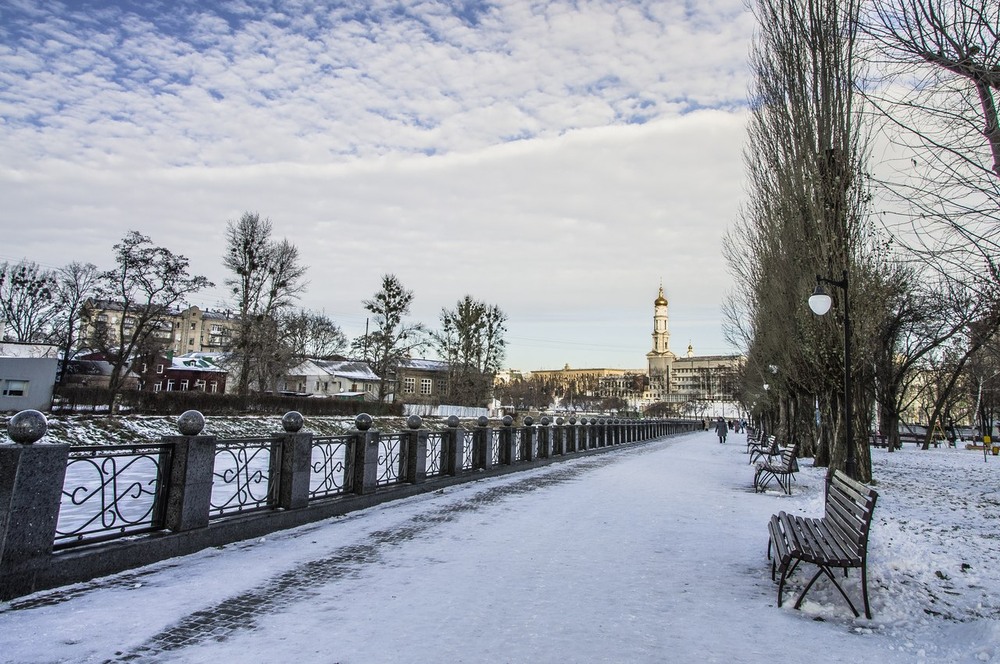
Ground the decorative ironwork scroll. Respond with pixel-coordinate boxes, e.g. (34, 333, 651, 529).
(210, 437, 275, 517)
(309, 435, 354, 499)
(462, 429, 475, 470)
(55, 443, 172, 549)
(425, 431, 444, 478)
(490, 429, 501, 466)
(377, 433, 405, 486)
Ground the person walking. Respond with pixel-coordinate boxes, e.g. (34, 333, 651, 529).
(715, 417, 728, 444)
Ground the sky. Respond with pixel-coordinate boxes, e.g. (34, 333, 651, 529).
(0, 0, 755, 371)
(2, 427, 998, 662)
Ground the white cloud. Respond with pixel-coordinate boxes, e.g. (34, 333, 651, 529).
(0, 0, 753, 368)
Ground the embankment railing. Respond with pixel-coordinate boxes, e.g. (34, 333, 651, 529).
(0, 409, 697, 601)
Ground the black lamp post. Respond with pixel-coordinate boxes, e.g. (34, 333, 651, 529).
(808, 269, 856, 480)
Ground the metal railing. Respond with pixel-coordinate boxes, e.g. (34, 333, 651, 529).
(211, 437, 275, 518)
(55, 443, 172, 549)
(310, 435, 354, 499)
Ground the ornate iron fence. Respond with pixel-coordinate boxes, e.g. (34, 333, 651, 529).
(309, 435, 354, 499)
(426, 431, 444, 478)
(55, 443, 172, 549)
(377, 433, 406, 486)
(210, 437, 275, 517)
(462, 429, 475, 470)
(491, 429, 501, 465)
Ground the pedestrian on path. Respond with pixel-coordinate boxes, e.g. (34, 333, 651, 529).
(715, 417, 728, 444)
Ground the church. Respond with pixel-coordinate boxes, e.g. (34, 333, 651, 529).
(527, 285, 742, 415)
(641, 285, 742, 412)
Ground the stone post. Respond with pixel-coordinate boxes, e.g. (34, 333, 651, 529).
(566, 416, 577, 453)
(0, 410, 70, 600)
(537, 416, 552, 459)
(520, 416, 535, 462)
(352, 413, 380, 495)
(473, 416, 492, 470)
(272, 411, 312, 510)
(404, 415, 428, 484)
(499, 415, 515, 465)
(444, 415, 463, 476)
(163, 410, 216, 532)
(553, 417, 565, 456)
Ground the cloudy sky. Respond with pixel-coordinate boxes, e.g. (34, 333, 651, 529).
(0, 0, 755, 370)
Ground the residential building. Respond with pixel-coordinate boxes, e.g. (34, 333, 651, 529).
(140, 353, 228, 394)
(394, 358, 450, 405)
(282, 358, 380, 400)
(78, 300, 239, 356)
(171, 306, 238, 355)
(0, 342, 60, 412)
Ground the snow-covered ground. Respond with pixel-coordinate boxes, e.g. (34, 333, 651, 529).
(2, 429, 999, 663)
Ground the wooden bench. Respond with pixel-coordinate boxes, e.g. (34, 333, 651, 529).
(766, 470, 879, 618)
(753, 443, 798, 494)
(748, 435, 778, 465)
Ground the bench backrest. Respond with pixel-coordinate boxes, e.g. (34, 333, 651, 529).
(778, 444, 799, 472)
(824, 470, 878, 555)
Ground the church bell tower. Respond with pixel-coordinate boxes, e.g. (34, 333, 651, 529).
(646, 284, 676, 398)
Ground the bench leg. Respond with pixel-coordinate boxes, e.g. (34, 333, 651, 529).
(793, 564, 861, 618)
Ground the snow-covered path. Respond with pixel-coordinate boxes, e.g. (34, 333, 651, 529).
(1, 430, 998, 663)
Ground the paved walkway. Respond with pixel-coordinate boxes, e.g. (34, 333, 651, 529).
(1, 431, 912, 664)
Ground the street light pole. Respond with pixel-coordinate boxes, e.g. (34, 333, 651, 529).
(808, 269, 856, 480)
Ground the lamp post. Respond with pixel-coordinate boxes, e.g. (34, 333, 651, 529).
(808, 269, 856, 480)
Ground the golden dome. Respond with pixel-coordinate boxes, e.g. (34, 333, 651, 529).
(654, 285, 668, 307)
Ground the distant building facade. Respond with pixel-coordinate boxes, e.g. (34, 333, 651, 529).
(78, 300, 239, 356)
(517, 284, 742, 414)
(0, 342, 60, 412)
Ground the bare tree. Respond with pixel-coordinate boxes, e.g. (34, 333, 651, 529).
(351, 274, 425, 406)
(728, 0, 881, 479)
(431, 295, 507, 407)
(863, 0, 1000, 286)
(96, 231, 211, 413)
(223, 212, 307, 396)
(52, 262, 99, 384)
(0, 260, 58, 343)
(282, 309, 348, 359)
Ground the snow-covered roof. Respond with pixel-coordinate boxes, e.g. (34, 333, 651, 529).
(287, 358, 380, 382)
(397, 358, 450, 372)
(0, 342, 60, 359)
(170, 356, 227, 373)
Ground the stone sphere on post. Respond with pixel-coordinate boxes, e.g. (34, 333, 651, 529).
(476, 415, 489, 428)
(540, 416, 551, 426)
(523, 415, 534, 427)
(569, 416, 577, 425)
(355, 413, 373, 431)
(406, 414, 422, 430)
(177, 410, 205, 436)
(502, 414, 514, 427)
(7, 409, 47, 444)
(556, 417, 564, 426)
(446, 415, 460, 428)
(282, 411, 304, 433)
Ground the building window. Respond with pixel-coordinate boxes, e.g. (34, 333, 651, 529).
(403, 377, 415, 394)
(209, 381, 218, 393)
(190, 322, 197, 330)
(189, 337, 195, 346)
(166, 380, 175, 391)
(420, 378, 432, 395)
(2, 379, 28, 397)
(180, 380, 189, 391)
(153, 383, 161, 392)
(156, 364, 164, 374)
(365, 383, 373, 392)
(195, 379, 206, 391)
